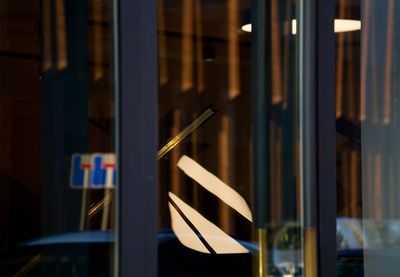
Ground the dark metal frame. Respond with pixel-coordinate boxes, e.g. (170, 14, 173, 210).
(315, 0, 337, 277)
(300, 0, 336, 275)
(118, 0, 158, 275)
(316, 0, 337, 276)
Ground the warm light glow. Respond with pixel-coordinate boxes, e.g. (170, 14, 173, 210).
(169, 192, 249, 254)
(241, 23, 252, 33)
(333, 19, 362, 33)
(55, 0, 68, 69)
(228, 0, 240, 99)
(181, 0, 194, 91)
(177, 155, 253, 222)
(157, 109, 214, 160)
(241, 19, 361, 34)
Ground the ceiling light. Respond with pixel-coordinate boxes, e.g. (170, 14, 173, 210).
(241, 19, 361, 34)
(241, 23, 252, 33)
(332, 19, 361, 33)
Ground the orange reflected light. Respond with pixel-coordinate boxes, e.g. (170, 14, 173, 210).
(241, 19, 361, 34)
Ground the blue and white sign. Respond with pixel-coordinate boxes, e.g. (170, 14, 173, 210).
(71, 153, 117, 189)
(71, 154, 92, 189)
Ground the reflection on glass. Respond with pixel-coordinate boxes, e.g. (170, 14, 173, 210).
(177, 155, 253, 222)
(169, 192, 249, 254)
(0, 0, 117, 275)
(242, 19, 361, 35)
(157, 0, 304, 276)
(336, 0, 400, 276)
(158, 108, 215, 159)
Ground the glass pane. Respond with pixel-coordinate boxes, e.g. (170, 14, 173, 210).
(157, 0, 309, 276)
(335, 0, 400, 276)
(0, 0, 117, 275)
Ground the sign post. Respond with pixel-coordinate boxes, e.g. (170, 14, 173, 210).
(71, 153, 117, 231)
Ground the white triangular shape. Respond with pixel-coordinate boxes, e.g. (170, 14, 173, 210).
(169, 203, 210, 254)
(169, 192, 249, 254)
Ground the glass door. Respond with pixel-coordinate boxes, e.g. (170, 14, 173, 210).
(0, 0, 118, 275)
(335, 0, 400, 276)
(156, 0, 316, 276)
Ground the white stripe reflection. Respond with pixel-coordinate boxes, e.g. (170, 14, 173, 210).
(169, 192, 249, 254)
(177, 155, 253, 222)
(169, 203, 210, 254)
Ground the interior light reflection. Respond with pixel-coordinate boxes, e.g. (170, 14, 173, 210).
(169, 202, 211, 254)
(177, 155, 253, 222)
(241, 19, 361, 34)
(169, 192, 249, 254)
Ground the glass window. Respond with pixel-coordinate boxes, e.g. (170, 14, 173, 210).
(0, 0, 117, 275)
(156, 0, 313, 276)
(335, 0, 400, 276)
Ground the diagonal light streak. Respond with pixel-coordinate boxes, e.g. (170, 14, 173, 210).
(157, 108, 214, 160)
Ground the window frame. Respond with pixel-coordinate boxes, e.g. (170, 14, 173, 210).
(118, 0, 158, 275)
(315, 0, 337, 276)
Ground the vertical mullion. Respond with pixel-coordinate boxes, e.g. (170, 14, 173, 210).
(118, 0, 158, 276)
(317, 0, 336, 276)
(299, 0, 318, 276)
(300, 0, 317, 232)
(300, 0, 336, 276)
